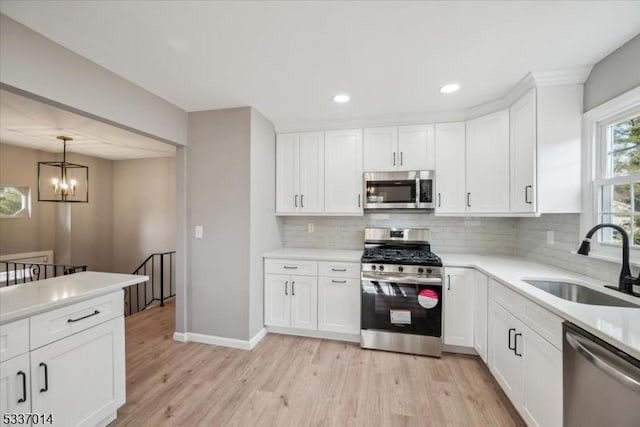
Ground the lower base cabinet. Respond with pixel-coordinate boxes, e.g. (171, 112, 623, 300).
(489, 281, 562, 427)
(473, 271, 488, 363)
(443, 267, 474, 347)
(318, 277, 360, 334)
(264, 274, 317, 330)
(0, 354, 31, 426)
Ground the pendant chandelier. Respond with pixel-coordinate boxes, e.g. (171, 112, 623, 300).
(37, 136, 89, 203)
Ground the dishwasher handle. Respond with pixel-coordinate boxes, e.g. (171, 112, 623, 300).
(566, 331, 640, 393)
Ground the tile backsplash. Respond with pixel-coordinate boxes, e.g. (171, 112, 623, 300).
(282, 212, 636, 286)
(282, 213, 517, 256)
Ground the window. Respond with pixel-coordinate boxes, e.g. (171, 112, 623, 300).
(0, 185, 31, 218)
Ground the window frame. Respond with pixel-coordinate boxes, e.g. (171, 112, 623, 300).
(0, 185, 31, 219)
(582, 86, 640, 263)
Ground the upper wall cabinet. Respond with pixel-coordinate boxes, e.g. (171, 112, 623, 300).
(510, 89, 537, 213)
(435, 122, 466, 213)
(276, 132, 325, 214)
(363, 125, 434, 172)
(324, 129, 363, 214)
(466, 110, 511, 213)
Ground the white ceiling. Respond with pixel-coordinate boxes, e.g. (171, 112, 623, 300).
(1, 1, 640, 128)
(0, 89, 176, 160)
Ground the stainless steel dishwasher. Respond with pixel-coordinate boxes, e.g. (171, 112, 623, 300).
(563, 322, 640, 427)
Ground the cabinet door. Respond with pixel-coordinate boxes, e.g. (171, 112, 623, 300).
(324, 129, 363, 213)
(466, 110, 510, 213)
(398, 124, 434, 171)
(521, 324, 562, 427)
(298, 132, 325, 213)
(0, 353, 30, 426)
(434, 122, 466, 213)
(363, 127, 396, 172)
(264, 274, 291, 327)
(290, 275, 318, 330)
(510, 89, 537, 213)
(30, 317, 125, 427)
(473, 271, 489, 363)
(443, 268, 474, 347)
(488, 301, 523, 405)
(318, 277, 360, 334)
(276, 133, 300, 213)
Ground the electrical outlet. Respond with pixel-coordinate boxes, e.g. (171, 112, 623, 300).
(308, 223, 314, 233)
(547, 230, 554, 245)
(195, 225, 204, 239)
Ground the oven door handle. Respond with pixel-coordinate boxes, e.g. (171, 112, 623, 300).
(361, 273, 442, 286)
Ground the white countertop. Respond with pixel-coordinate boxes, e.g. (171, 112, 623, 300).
(0, 271, 148, 324)
(263, 248, 362, 262)
(440, 254, 640, 360)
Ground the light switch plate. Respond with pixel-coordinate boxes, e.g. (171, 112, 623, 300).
(195, 225, 204, 239)
(547, 230, 554, 245)
(308, 223, 314, 233)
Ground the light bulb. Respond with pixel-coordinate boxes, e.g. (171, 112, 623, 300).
(51, 178, 59, 185)
(69, 179, 77, 187)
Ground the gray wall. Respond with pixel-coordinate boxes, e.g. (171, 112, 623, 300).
(283, 214, 517, 256)
(249, 109, 282, 338)
(112, 157, 176, 273)
(0, 14, 187, 146)
(584, 34, 640, 111)
(0, 143, 55, 255)
(187, 107, 252, 340)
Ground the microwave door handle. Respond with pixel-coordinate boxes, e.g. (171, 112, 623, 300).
(416, 176, 420, 207)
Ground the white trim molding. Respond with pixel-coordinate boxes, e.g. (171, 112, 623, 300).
(172, 328, 267, 351)
(266, 326, 360, 343)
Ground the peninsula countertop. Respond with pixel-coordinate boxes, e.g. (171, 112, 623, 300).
(0, 271, 148, 324)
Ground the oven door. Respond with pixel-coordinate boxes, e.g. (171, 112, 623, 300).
(364, 171, 418, 209)
(417, 170, 435, 209)
(361, 272, 442, 337)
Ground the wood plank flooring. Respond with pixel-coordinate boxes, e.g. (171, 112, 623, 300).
(113, 302, 525, 427)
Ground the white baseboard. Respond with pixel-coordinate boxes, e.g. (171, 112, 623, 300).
(266, 326, 360, 343)
(171, 328, 267, 351)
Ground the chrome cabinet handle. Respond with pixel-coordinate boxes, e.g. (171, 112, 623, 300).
(301, 194, 304, 208)
(294, 194, 298, 207)
(292, 281, 295, 296)
(508, 328, 516, 351)
(283, 266, 298, 269)
(284, 280, 288, 295)
(39, 363, 48, 393)
(393, 152, 396, 166)
(331, 279, 347, 284)
(438, 193, 441, 208)
(332, 268, 347, 272)
(358, 194, 361, 208)
(17, 371, 27, 403)
(68, 310, 100, 323)
(400, 152, 403, 166)
(525, 185, 532, 204)
(467, 192, 471, 207)
(514, 333, 522, 357)
(447, 274, 451, 290)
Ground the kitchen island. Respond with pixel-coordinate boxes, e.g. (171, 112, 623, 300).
(0, 271, 148, 427)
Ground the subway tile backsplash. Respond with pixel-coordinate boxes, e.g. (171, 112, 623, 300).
(282, 212, 635, 286)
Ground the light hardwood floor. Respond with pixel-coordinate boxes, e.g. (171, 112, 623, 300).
(113, 302, 525, 427)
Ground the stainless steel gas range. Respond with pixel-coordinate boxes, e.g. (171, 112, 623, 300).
(360, 227, 443, 357)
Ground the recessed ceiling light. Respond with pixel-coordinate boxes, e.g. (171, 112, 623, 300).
(333, 94, 351, 103)
(440, 83, 460, 94)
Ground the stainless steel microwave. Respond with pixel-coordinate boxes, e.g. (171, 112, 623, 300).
(364, 171, 434, 210)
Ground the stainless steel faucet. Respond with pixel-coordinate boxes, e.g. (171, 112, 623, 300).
(577, 223, 639, 296)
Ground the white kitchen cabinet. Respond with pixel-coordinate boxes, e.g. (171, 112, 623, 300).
(510, 89, 537, 213)
(264, 273, 317, 331)
(434, 122, 466, 213)
(30, 316, 125, 427)
(489, 300, 524, 404)
(324, 129, 363, 213)
(276, 132, 324, 214)
(318, 277, 360, 335)
(363, 125, 434, 172)
(0, 353, 30, 426)
(443, 267, 474, 347)
(466, 110, 510, 213)
(473, 271, 488, 363)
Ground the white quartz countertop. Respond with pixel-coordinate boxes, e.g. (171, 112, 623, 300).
(263, 248, 363, 262)
(440, 254, 640, 360)
(0, 271, 148, 324)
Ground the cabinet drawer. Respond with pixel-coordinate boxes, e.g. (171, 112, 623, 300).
(489, 279, 526, 316)
(30, 291, 124, 349)
(0, 318, 29, 362)
(265, 259, 317, 276)
(318, 262, 360, 279)
(523, 300, 563, 350)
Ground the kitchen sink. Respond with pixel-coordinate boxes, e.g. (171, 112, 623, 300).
(523, 280, 639, 308)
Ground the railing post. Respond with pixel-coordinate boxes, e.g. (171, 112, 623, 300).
(160, 254, 165, 306)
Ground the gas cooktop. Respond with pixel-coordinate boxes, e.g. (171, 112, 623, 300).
(361, 247, 442, 266)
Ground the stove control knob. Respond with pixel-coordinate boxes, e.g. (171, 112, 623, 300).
(417, 268, 424, 274)
(379, 265, 384, 271)
(398, 266, 404, 273)
(427, 268, 433, 274)
(371, 265, 376, 271)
